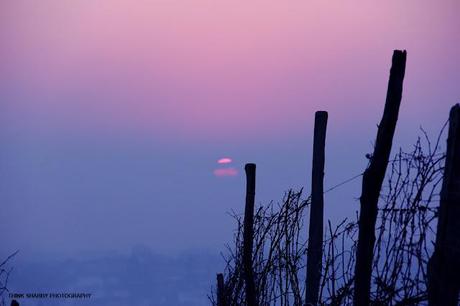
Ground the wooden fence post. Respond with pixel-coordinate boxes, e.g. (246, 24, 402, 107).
(428, 104, 460, 306)
(353, 50, 407, 306)
(216, 273, 226, 306)
(243, 163, 257, 306)
(306, 111, 328, 305)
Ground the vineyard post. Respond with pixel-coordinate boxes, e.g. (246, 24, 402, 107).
(216, 273, 226, 306)
(428, 104, 460, 306)
(243, 163, 257, 306)
(353, 50, 407, 306)
(305, 111, 328, 305)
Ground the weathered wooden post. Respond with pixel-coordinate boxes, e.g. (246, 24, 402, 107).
(428, 104, 460, 306)
(305, 111, 328, 305)
(353, 50, 407, 306)
(216, 273, 226, 306)
(243, 163, 257, 306)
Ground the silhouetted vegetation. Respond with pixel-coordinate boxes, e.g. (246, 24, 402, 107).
(210, 129, 446, 305)
(210, 50, 460, 305)
(0, 251, 18, 306)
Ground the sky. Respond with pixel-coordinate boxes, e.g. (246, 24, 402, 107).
(1, 0, 459, 260)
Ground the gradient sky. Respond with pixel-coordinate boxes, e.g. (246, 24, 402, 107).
(1, 0, 459, 258)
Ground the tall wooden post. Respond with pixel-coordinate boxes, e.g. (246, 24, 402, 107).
(216, 273, 226, 306)
(306, 111, 328, 305)
(428, 104, 460, 306)
(243, 163, 257, 306)
(353, 50, 407, 306)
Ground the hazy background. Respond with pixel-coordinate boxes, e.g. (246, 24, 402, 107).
(1, 1, 459, 304)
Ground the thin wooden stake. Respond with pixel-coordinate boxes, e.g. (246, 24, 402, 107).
(216, 273, 226, 306)
(243, 163, 257, 306)
(306, 111, 328, 305)
(353, 50, 407, 306)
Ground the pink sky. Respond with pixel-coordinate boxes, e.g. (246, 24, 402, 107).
(1, 0, 459, 143)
